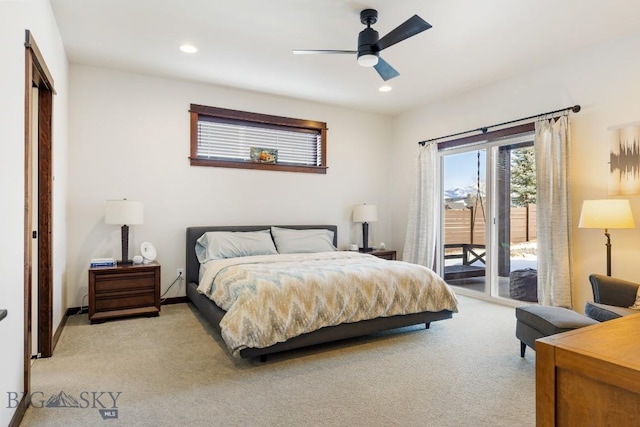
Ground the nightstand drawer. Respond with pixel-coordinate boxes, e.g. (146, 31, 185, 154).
(93, 271, 156, 293)
(94, 289, 156, 311)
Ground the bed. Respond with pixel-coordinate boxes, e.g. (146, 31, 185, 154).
(185, 225, 458, 360)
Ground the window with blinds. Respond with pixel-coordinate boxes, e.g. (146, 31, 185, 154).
(189, 104, 327, 174)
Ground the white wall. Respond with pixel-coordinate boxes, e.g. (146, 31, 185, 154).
(66, 65, 392, 306)
(390, 29, 640, 312)
(0, 0, 68, 425)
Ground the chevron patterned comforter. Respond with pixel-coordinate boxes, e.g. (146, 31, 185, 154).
(197, 251, 458, 357)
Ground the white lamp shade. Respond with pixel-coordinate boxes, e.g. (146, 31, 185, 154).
(578, 199, 635, 229)
(353, 204, 378, 223)
(105, 199, 144, 225)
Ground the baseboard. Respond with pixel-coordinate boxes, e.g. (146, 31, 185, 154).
(66, 306, 88, 316)
(51, 311, 70, 352)
(161, 296, 189, 305)
(8, 393, 28, 427)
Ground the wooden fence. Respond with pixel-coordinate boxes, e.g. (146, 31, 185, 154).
(444, 204, 536, 245)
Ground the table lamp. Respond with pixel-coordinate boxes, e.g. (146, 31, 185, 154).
(105, 199, 144, 265)
(578, 199, 635, 276)
(353, 204, 378, 252)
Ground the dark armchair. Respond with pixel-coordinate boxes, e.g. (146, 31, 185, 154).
(585, 274, 639, 322)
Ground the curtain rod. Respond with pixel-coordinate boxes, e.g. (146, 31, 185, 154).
(418, 104, 581, 146)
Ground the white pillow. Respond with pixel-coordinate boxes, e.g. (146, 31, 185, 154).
(271, 227, 336, 254)
(195, 230, 277, 263)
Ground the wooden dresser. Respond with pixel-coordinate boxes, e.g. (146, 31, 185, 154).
(536, 313, 640, 426)
(89, 262, 161, 324)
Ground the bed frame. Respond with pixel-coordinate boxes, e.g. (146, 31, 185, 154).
(185, 225, 454, 360)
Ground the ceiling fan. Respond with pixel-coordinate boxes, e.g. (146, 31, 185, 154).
(293, 9, 432, 81)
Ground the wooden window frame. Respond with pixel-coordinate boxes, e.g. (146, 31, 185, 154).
(189, 104, 328, 174)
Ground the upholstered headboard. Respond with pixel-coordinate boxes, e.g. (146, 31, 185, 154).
(185, 225, 338, 285)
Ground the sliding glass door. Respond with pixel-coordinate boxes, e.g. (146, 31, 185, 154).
(441, 149, 487, 295)
(440, 135, 537, 303)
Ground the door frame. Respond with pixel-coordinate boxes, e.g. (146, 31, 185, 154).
(23, 28, 54, 407)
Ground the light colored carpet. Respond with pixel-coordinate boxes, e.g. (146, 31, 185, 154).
(21, 296, 535, 427)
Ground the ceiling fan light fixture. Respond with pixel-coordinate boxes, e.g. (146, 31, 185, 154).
(357, 54, 378, 67)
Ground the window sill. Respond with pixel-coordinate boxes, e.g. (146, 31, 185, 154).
(189, 158, 327, 174)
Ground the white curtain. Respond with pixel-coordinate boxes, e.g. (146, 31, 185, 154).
(403, 141, 440, 268)
(535, 115, 573, 307)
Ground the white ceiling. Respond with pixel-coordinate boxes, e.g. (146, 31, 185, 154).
(50, 0, 640, 116)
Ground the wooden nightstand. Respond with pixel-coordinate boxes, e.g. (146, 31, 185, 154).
(89, 262, 161, 324)
(363, 250, 397, 260)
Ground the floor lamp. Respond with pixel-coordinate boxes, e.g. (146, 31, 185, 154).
(578, 199, 635, 276)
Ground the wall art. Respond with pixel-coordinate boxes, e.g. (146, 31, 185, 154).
(608, 122, 640, 195)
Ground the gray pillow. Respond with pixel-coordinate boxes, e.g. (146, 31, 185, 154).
(195, 230, 277, 263)
(271, 227, 336, 254)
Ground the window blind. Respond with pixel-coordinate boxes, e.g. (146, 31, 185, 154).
(196, 119, 322, 166)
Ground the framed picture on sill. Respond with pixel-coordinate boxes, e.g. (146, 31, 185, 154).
(608, 122, 640, 196)
(250, 147, 278, 164)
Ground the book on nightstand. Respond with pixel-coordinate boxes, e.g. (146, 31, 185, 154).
(90, 258, 116, 268)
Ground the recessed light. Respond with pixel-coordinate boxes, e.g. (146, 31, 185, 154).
(379, 85, 392, 92)
(179, 44, 198, 54)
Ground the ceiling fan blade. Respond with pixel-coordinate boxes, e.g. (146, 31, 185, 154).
(374, 15, 432, 52)
(373, 57, 399, 81)
(293, 49, 357, 55)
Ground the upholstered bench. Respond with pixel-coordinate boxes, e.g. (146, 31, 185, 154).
(515, 305, 598, 357)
